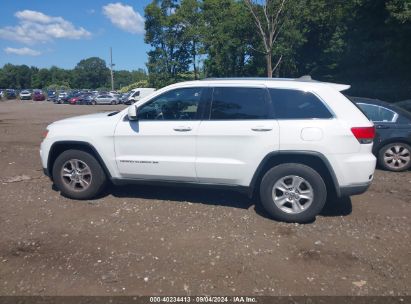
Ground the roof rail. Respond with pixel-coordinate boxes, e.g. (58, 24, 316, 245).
(202, 77, 294, 81)
(201, 76, 351, 91)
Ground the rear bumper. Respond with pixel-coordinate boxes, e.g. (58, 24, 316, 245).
(339, 182, 372, 197)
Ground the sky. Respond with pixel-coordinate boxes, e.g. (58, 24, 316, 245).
(0, 0, 152, 71)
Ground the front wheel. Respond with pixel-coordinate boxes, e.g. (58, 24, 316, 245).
(378, 142, 411, 172)
(260, 163, 327, 223)
(52, 150, 107, 200)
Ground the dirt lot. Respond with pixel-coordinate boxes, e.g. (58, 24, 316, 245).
(0, 100, 410, 296)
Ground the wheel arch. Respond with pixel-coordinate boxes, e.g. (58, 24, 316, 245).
(249, 151, 340, 198)
(47, 141, 112, 181)
(374, 137, 411, 154)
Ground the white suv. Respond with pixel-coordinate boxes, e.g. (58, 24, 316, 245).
(40, 78, 376, 223)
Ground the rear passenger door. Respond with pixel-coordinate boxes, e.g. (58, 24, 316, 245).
(196, 85, 279, 186)
(269, 88, 340, 154)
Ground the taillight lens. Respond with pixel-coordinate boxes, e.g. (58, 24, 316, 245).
(43, 130, 49, 138)
(351, 127, 375, 144)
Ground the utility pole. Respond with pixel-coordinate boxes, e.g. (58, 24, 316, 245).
(110, 47, 115, 91)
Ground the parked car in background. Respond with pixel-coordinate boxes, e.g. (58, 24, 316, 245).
(118, 93, 131, 104)
(351, 97, 411, 172)
(69, 93, 94, 105)
(3, 89, 17, 99)
(47, 90, 57, 102)
(56, 92, 68, 104)
(110, 92, 120, 100)
(19, 90, 32, 100)
(32, 90, 46, 101)
(78, 95, 94, 105)
(126, 88, 156, 104)
(68, 93, 83, 105)
(92, 94, 118, 105)
(61, 92, 80, 104)
(395, 100, 411, 113)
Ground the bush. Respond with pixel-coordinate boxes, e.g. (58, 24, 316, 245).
(119, 80, 149, 93)
(47, 83, 70, 92)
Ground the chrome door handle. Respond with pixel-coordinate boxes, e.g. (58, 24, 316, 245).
(251, 126, 273, 132)
(173, 126, 192, 132)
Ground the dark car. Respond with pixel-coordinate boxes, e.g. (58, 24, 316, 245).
(79, 95, 95, 105)
(47, 90, 57, 102)
(68, 93, 83, 105)
(351, 97, 411, 172)
(3, 89, 17, 99)
(69, 93, 93, 105)
(61, 92, 75, 104)
(32, 90, 46, 101)
(395, 100, 411, 113)
(119, 92, 130, 104)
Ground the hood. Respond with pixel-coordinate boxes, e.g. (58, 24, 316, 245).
(51, 112, 114, 125)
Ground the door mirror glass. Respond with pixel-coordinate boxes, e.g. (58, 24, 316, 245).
(128, 105, 138, 120)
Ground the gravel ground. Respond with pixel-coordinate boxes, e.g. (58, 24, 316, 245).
(0, 100, 410, 296)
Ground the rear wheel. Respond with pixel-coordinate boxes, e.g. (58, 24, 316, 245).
(378, 142, 411, 172)
(260, 163, 327, 223)
(52, 150, 107, 200)
(111, 100, 116, 105)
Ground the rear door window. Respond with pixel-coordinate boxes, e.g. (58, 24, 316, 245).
(209, 87, 270, 120)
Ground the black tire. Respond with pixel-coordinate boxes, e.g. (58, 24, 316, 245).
(259, 163, 327, 223)
(111, 100, 116, 105)
(52, 150, 107, 200)
(378, 142, 411, 172)
(92, 100, 97, 105)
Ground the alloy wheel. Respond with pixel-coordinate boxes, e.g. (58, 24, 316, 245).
(272, 175, 314, 214)
(61, 159, 92, 191)
(383, 145, 410, 170)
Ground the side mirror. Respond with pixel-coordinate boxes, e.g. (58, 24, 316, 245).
(128, 105, 138, 121)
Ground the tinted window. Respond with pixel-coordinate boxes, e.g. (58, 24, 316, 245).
(269, 89, 332, 119)
(210, 87, 269, 120)
(137, 87, 203, 120)
(357, 103, 396, 122)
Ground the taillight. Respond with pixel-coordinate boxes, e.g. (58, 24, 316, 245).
(351, 126, 375, 144)
(43, 130, 49, 138)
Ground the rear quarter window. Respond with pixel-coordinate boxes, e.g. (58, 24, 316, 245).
(269, 89, 333, 119)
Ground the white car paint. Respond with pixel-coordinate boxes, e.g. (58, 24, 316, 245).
(40, 78, 376, 195)
(19, 90, 32, 100)
(128, 88, 156, 103)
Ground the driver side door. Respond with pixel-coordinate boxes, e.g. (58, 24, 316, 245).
(114, 86, 207, 181)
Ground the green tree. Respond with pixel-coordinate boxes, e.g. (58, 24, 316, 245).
(0, 64, 32, 89)
(115, 69, 148, 90)
(176, 0, 204, 79)
(387, 0, 411, 23)
(244, 0, 305, 77)
(32, 68, 51, 89)
(202, 0, 261, 77)
(145, 0, 192, 88)
(72, 57, 110, 89)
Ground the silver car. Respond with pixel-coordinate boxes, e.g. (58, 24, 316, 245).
(91, 94, 118, 105)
